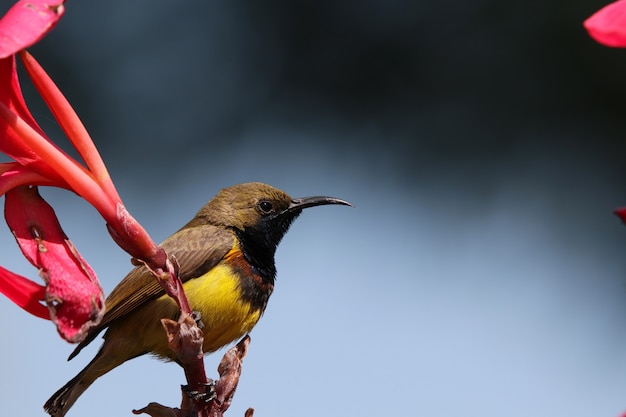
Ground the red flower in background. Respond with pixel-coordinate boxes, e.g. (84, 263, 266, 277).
(584, 0, 626, 47)
(584, 1, 626, 224)
(616, 207, 626, 223)
(0, 3, 233, 414)
(0, 0, 173, 342)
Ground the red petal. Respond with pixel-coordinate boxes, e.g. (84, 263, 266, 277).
(0, 266, 48, 318)
(0, 162, 58, 196)
(0, 0, 65, 59)
(0, 55, 70, 189)
(615, 207, 626, 223)
(0, 55, 42, 148)
(584, 0, 626, 47)
(4, 186, 104, 342)
(0, 55, 54, 166)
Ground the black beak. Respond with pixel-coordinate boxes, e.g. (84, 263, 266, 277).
(286, 196, 353, 213)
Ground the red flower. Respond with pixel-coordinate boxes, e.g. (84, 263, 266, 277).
(616, 208, 626, 223)
(0, 0, 171, 342)
(3, 186, 103, 341)
(584, 1, 626, 226)
(584, 0, 626, 47)
(0, 0, 65, 59)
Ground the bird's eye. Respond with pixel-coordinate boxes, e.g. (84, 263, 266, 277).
(258, 201, 273, 214)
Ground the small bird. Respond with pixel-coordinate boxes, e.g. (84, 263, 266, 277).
(44, 182, 351, 417)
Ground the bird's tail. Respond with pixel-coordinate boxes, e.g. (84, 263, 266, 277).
(43, 369, 90, 417)
(43, 344, 129, 417)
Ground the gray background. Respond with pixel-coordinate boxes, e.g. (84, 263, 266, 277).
(2, 1, 626, 416)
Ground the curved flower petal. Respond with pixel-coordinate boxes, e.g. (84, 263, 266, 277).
(3, 52, 167, 276)
(0, 0, 65, 59)
(0, 162, 59, 196)
(4, 186, 104, 342)
(0, 7, 174, 342)
(0, 55, 67, 183)
(18, 51, 116, 195)
(0, 266, 48, 318)
(584, 0, 626, 47)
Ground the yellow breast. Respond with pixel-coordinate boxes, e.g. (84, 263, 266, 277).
(180, 262, 263, 353)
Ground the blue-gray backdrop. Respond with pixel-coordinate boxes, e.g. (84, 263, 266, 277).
(2, 1, 626, 416)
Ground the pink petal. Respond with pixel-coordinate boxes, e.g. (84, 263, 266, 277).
(0, 266, 48, 318)
(0, 0, 65, 59)
(4, 186, 104, 342)
(584, 0, 626, 47)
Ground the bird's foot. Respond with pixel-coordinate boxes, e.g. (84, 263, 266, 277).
(191, 311, 204, 330)
(182, 380, 216, 403)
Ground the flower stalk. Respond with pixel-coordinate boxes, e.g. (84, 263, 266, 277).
(0, 1, 190, 340)
(0, 3, 224, 415)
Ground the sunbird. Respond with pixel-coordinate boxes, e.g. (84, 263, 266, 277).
(44, 182, 351, 416)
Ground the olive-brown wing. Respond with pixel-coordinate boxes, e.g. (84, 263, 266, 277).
(69, 225, 234, 359)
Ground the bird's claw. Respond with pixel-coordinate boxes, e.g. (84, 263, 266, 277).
(182, 380, 216, 403)
(191, 311, 205, 330)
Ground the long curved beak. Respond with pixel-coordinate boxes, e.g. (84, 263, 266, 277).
(286, 196, 353, 213)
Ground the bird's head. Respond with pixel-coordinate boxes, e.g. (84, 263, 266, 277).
(188, 182, 351, 257)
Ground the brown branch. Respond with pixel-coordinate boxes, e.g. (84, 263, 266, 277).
(210, 336, 250, 415)
(133, 329, 252, 417)
(133, 253, 192, 314)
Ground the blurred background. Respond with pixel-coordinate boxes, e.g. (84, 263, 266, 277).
(2, 1, 626, 416)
